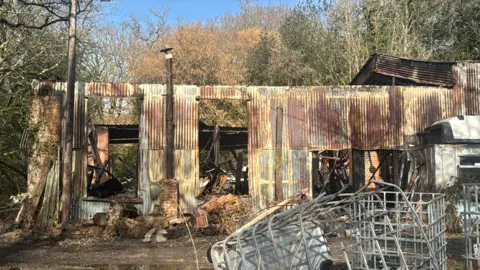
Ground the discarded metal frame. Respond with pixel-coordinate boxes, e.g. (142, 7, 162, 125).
(462, 184, 480, 270)
(211, 181, 446, 270)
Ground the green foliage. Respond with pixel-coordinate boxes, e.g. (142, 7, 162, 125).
(110, 144, 138, 181)
(247, 32, 275, 85)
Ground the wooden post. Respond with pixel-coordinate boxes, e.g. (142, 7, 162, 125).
(214, 125, 220, 167)
(392, 151, 399, 186)
(311, 151, 320, 197)
(235, 151, 244, 194)
(165, 51, 174, 180)
(275, 107, 283, 201)
(351, 149, 365, 192)
(61, 0, 77, 225)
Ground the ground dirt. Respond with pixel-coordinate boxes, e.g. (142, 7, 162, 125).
(0, 231, 467, 269)
(0, 230, 221, 270)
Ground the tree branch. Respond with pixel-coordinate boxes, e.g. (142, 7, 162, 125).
(0, 159, 27, 179)
(0, 17, 68, 30)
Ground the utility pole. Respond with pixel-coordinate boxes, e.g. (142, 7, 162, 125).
(161, 47, 174, 180)
(61, 0, 77, 225)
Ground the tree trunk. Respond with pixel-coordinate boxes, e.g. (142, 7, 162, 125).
(61, 0, 77, 225)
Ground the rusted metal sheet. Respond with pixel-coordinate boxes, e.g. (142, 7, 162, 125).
(175, 149, 199, 208)
(248, 87, 289, 150)
(250, 149, 311, 208)
(249, 85, 461, 204)
(138, 149, 165, 215)
(200, 86, 248, 100)
(401, 87, 453, 138)
(286, 90, 308, 149)
(174, 85, 199, 150)
(74, 198, 143, 220)
(250, 150, 275, 206)
(87, 83, 143, 97)
(351, 54, 454, 87)
(454, 63, 480, 115)
(326, 88, 351, 149)
(348, 87, 391, 149)
(33, 81, 66, 96)
(33, 74, 480, 215)
(75, 199, 109, 220)
(282, 150, 311, 195)
(141, 95, 165, 150)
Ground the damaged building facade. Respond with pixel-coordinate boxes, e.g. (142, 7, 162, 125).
(28, 54, 480, 222)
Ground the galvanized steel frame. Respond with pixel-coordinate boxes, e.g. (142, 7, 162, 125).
(462, 184, 480, 270)
(211, 181, 446, 270)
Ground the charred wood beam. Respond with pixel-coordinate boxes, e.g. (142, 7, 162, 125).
(235, 151, 244, 195)
(351, 149, 365, 192)
(88, 123, 101, 168)
(214, 125, 220, 167)
(312, 151, 320, 197)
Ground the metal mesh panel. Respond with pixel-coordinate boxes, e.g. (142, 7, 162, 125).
(346, 191, 446, 269)
(462, 184, 480, 269)
(211, 181, 446, 270)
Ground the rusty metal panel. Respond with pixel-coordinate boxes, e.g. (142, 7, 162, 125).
(250, 150, 275, 208)
(348, 87, 391, 149)
(307, 87, 328, 149)
(326, 87, 351, 150)
(286, 91, 308, 149)
(248, 87, 289, 150)
(282, 150, 311, 196)
(454, 63, 480, 115)
(140, 86, 166, 150)
(87, 83, 143, 97)
(76, 199, 109, 220)
(33, 81, 66, 96)
(351, 54, 454, 87)
(375, 54, 454, 86)
(250, 149, 311, 208)
(200, 86, 248, 100)
(175, 149, 199, 208)
(174, 86, 199, 150)
(401, 87, 452, 138)
(86, 83, 170, 97)
(75, 198, 143, 220)
(138, 149, 165, 215)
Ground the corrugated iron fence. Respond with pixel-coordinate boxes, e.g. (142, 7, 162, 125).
(32, 62, 480, 211)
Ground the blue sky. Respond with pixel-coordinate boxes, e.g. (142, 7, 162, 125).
(103, 0, 300, 25)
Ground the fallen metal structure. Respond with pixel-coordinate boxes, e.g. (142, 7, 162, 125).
(462, 184, 480, 269)
(211, 181, 446, 270)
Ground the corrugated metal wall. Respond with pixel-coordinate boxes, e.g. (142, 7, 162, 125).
(454, 63, 480, 115)
(246, 85, 459, 207)
(33, 62, 480, 211)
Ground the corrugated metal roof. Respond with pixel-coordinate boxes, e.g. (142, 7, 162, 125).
(350, 54, 455, 87)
